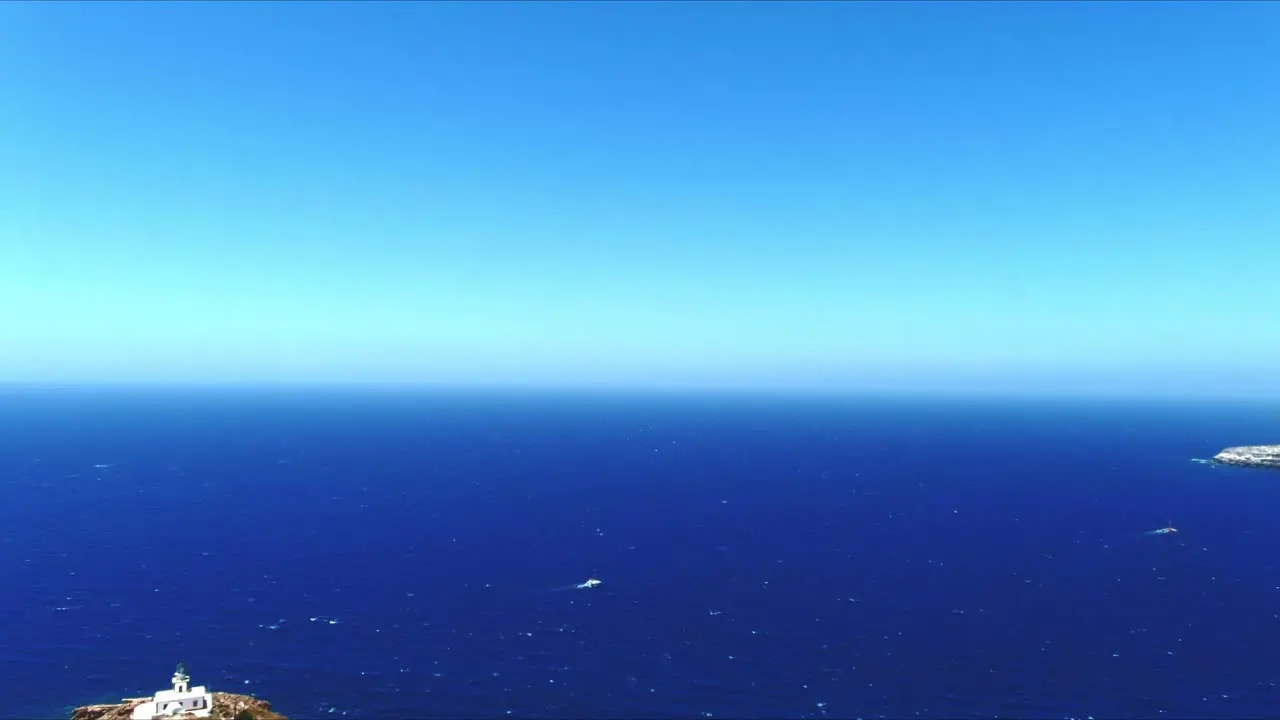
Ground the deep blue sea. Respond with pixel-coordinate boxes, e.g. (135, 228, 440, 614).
(3, 389, 1280, 719)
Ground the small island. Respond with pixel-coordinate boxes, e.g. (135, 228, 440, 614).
(70, 664, 287, 720)
(1213, 445, 1280, 470)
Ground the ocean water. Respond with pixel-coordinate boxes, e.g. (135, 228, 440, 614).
(2, 389, 1279, 719)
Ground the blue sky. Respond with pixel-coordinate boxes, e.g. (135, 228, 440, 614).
(1, 1, 1276, 394)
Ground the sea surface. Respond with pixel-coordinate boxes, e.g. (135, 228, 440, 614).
(2, 389, 1279, 719)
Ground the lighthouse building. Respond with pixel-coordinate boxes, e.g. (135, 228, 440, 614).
(129, 663, 214, 719)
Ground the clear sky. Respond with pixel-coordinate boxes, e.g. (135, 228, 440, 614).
(1, 1, 1277, 395)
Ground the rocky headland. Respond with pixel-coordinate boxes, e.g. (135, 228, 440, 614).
(1213, 444, 1280, 469)
(70, 693, 287, 720)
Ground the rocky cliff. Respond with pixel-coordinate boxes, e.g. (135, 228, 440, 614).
(1213, 444, 1280, 469)
(70, 693, 287, 720)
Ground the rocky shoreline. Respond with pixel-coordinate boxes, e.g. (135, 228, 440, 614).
(70, 693, 287, 720)
(1213, 444, 1280, 470)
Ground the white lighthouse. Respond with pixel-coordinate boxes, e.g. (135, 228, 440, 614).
(129, 663, 213, 719)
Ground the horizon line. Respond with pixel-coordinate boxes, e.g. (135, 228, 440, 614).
(0, 380, 1276, 403)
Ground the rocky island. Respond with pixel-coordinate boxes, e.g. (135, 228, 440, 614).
(70, 664, 287, 720)
(1213, 444, 1280, 470)
(70, 694, 286, 720)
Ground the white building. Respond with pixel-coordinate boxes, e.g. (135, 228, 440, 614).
(129, 663, 214, 719)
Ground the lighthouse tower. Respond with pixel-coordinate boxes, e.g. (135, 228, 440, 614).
(172, 662, 190, 694)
